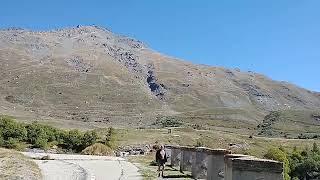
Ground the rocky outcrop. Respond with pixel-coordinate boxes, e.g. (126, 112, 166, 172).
(67, 56, 92, 72)
(312, 114, 320, 121)
(146, 66, 166, 99)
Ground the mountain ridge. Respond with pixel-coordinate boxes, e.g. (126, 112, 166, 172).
(0, 25, 319, 129)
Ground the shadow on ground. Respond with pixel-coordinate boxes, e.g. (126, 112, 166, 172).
(163, 174, 193, 178)
(162, 167, 192, 179)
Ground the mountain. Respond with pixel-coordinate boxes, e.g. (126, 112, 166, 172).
(0, 26, 319, 129)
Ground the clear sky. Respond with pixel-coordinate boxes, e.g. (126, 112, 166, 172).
(1, 0, 319, 91)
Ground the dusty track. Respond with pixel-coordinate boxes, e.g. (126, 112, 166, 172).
(22, 152, 142, 180)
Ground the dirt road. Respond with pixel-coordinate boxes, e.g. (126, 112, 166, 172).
(22, 152, 142, 180)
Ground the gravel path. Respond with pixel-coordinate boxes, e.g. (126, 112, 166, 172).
(33, 159, 87, 180)
(22, 152, 142, 180)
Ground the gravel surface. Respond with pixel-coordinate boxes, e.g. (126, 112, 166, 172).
(22, 152, 142, 180)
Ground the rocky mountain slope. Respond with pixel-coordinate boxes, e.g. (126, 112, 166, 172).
(0, 26, 319, 128)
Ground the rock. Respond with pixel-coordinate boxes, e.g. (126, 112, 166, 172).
(312, 115, 320, 121)
(66, 56, 92, 72)
(146, 69, 166, 99)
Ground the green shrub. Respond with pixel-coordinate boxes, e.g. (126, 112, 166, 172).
(64, 129, 83, 151)
(26, 123, 48, 145)
(81, 131, 98, 149)
(54, 129, 68, 144)
(0, 117, 111, 152)
(0, 117, 27, 141)
(153, 116, 182, 128)
(289, 144, 320, 180)
(4, 138, 20, 149)
(34, 137, 48, 149)
(264, 147, 290, 180)
(265, 144, 320, 180)
(104, 127, 116, 149)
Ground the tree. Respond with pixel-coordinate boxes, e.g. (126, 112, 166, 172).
(289, 145, 320, 180)
(104, 127, 116, 149)
(34, 137, 48, 149)
(0, 117, 27, 141)
(64, 129, 83, 151)
(0, 117, 106, 152)
(294, 155, 320, 180)
(312, 142, 319, 153)
(26, 122, 49, 146)
(264, 147, 290, 180)
(81, 131, 98, 149)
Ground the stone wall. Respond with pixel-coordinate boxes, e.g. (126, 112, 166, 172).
(192, 147, 209, 179)
(165, 145, 181, 167)
(224, 154, 254, 180)
(225, 157, 284, 180)
(180, 146, 196, 172)
(207, 149, 231, 180)
(192, 147, 231, 180)
(165, 145, 284, 180)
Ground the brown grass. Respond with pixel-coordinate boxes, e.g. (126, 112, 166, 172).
(81, 143, 114, 156)
(0, 148, 41, 180)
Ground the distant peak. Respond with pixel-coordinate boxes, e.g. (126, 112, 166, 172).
(71, 25, 112, 32)
(0, 27, 26, 31)
(0, 25, 148, 49)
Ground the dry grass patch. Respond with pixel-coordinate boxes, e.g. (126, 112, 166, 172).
(81, 143, 114, 156)
(0, 148, 41, 180)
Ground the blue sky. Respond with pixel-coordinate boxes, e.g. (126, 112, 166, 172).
(1, 1, 319, 91)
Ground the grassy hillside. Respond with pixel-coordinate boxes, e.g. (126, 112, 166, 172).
(258, 110, 320, 138)
(0, 148, 41, 179)
(0, 26, 319, 130)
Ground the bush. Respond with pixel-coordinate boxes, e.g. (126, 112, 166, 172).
(64, 130, 83, 151)
(4, 138, 20, 149)
(265, 144, 320, 180)
(104, 127, 116, 149)
(264, 147, 290, 180)
(34, 137, 49, 149)
(0, 117, 27, 141)
(153, 116, 182, 128)
(0, 117, 103, 152)
(26, 123, 49, 147)
(81, 131, 98, 149)
(289, 144, 320, 180)
(81, 143, 113, 156)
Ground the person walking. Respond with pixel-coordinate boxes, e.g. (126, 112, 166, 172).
(155, 145, 167, 178)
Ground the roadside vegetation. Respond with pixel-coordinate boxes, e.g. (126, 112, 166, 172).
(0, 116, 115, 154)
(264, 143, 320, 180)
